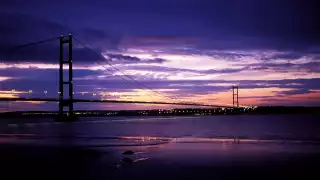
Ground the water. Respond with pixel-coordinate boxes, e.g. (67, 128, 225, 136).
(0, 114, 319, 145)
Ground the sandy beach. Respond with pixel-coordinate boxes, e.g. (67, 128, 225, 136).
(1, 138, 320, 180)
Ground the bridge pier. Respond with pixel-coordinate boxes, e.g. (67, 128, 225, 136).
(57, 34, 76, 122)
(232, 86, 239, 108)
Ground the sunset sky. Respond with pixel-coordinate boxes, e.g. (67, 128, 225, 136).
(0, 0, 319, 111)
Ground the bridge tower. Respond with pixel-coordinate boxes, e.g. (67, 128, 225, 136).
(58, 34, 74, 119)
(232, 86, 239, 107)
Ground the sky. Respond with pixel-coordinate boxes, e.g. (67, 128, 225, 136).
(0, 0, 319, 111)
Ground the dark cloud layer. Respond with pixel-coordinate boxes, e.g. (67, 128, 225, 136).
(1, 0, 320, 52)
(0, 13, 108, 63)
(248, 62, 320, 73)
(262, 52, 305, 61)
(0, 13, 170, 65)
(278, 89, 311, 96)
(105, 54, 168, 64)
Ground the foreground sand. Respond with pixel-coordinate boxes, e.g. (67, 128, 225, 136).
(0, 139, 320, 180)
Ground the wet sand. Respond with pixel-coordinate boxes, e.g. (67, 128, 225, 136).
(1, 141, 320, 180)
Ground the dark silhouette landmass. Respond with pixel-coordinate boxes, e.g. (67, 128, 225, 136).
(0, 106, 319, 118)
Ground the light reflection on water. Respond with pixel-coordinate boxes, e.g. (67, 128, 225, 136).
(0, 134, 320, 148)
(0, 114, 320, 147)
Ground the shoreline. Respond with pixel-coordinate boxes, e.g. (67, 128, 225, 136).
(1, 107, 319, 118)
(1, 112, 319, 118)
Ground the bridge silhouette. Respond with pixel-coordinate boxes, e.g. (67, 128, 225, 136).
(0, 34, 240, 119)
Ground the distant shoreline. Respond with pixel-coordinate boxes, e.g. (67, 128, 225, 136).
(1, 106, 319, 118)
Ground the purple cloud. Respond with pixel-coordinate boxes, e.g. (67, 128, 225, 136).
(104, 54, 168, 64)
(278, 89, 311, 96)
(261, 52, 305, 61)
(247, 62, 320, 73)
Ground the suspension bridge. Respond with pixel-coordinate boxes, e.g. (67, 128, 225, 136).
(0, 34, 240, 120)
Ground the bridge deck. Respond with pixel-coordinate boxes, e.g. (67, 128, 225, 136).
(0, 98, 231, 108)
